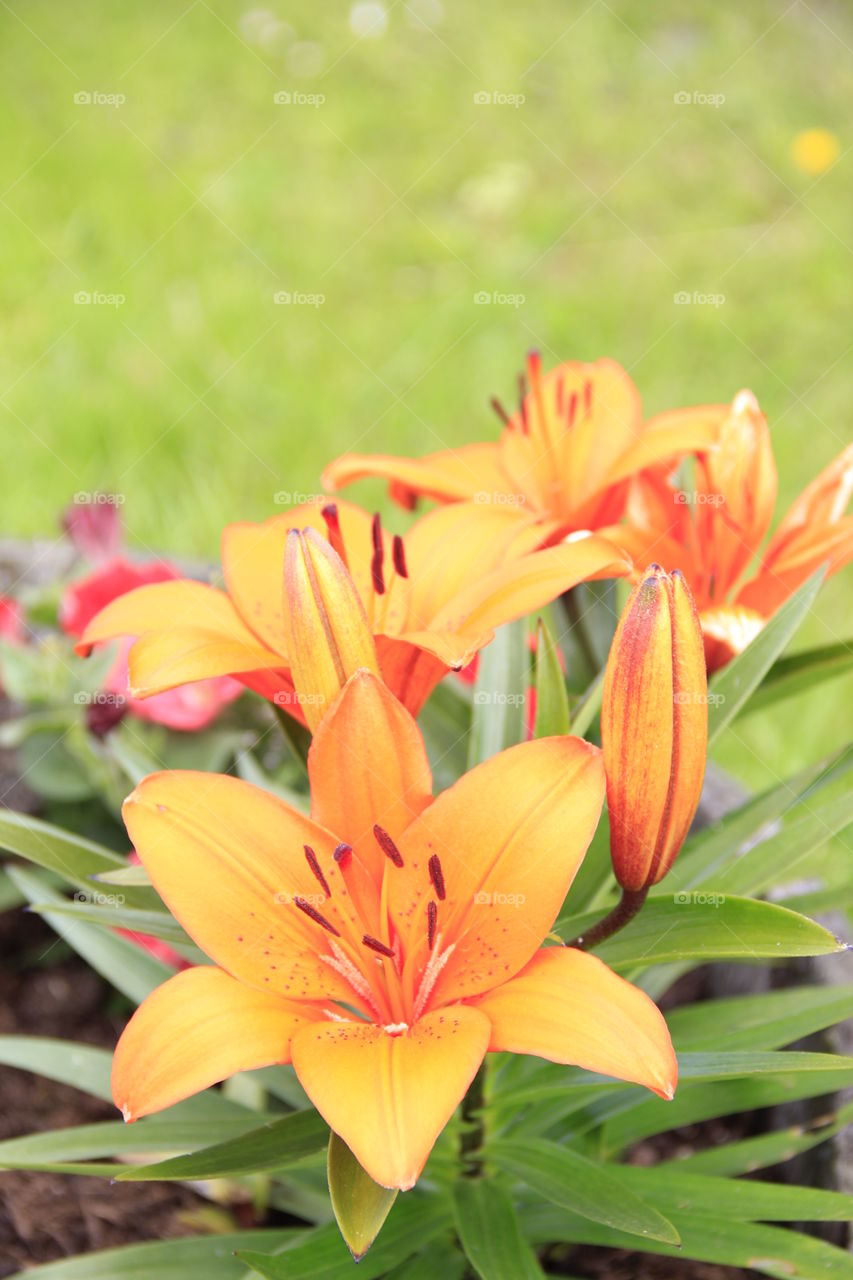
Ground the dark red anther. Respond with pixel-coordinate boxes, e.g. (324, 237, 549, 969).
(333, 842, 353, 867)
(321, 503, 348, 567)
(428, 853, 446, 901)
(518, 374, 528, 433)
(567, 390, 578, 428)
(392, 534, 408, 579)
(427, 900, 437, 950)
(362, 934, 395, 958)
(304, 845, 331, 897)
(371, 513, 385, 595)
(294, 897, 340, 936)
(374, 823, 404, 867)
(490, 396, 510, 426)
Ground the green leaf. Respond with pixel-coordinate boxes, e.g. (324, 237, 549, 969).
(488, 1139, 679, 1244)
(739, 640, 853, 718)
(116, 1109, 328, 1181)
(326, 1132, 397, 1261)
(27, 898, 193, 949)
(10, 1230, 299, 1280)
(7, 865, 173, 1003)
(568, 667, 604, 739)
(709, 790, 853, 896)
(239, 1194, 451, 1278)
(0, 1036, 112, 1100)
(672, 1098, 853, 1176)
(452, 1180, 545, 1280)
(92, 863, 153, 886)
(707, 564, 826, 742)
(468, 620, 527, 767)
(532, 618, 570, 738)
(619, 1164, 853, 1222)
(668, 984, 853, 1052)
(521, 1205, 853, 1279)
(558, 894, 844, 966)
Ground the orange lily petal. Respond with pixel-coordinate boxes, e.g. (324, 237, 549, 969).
(123, 771, 361, 1005)
(760, 441, 853, 562)
(429, 534, 632, 635)
(602, 566, 707, 890)
(467, 946, 677, 1099)
(373, 633, 471, 718)
(391, 737, 605, 1009)
(291, 1006, 490, 1189)
(76, 580, 257, 657)
(606, 403, 726, 489)
(308, 670, 432, 877)
(322, 442, 513, 509)
(283, 528, 380, 730)
(126, 626, 287, 698)
(112, 965, 324, 1121)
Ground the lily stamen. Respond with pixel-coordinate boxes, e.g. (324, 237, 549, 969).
(304, 844, 331, 897)
(428, 853, 446, 900)
(362, 934, 395, 958)
(371, 512, 385, 595)
(427, 899, 437, 950)
(373, 823, 404, 867)
(321, 502, 348, 569)
(293, 896, 340, 936)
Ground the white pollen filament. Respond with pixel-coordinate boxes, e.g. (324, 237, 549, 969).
(323, 1008, 351, 1022)
(321, 940, 382, 1018)
(383, 1021, 409, 1036)
(413, 933, 456, 1021)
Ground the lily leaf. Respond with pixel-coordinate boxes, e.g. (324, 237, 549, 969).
(468, 620, 527, 767)
(532, 618, 570, 738)
(452, 1180, 545, 1280)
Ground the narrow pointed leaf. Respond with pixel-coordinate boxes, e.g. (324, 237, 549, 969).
(739, 640, 853, 717)
(452, 1180, 545, 1279)
(532, 618, 570, 738)
(327, 1132, 397, 1261)
(468, 620, 527, 767)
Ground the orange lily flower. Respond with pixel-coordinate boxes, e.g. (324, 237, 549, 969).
(112, 669, 677, 1190)
(76, 498, 630, 721)
(602, 565, 708, 893)
(322, 353, 718, 535)
(608, 391, 853, 670)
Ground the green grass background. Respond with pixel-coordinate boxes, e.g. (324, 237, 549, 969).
(1, 0, 851, 789)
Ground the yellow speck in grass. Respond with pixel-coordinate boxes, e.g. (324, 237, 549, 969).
(791, 128, 840, 176)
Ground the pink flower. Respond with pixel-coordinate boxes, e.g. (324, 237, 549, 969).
(61, 559, 242, 732)
(62, 499, 122, 564)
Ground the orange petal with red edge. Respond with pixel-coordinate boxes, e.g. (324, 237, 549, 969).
(283, 528, 379, 731)
(467, 946, 677, 1099)
(391, 736, 605, 1010)
(291, 1006, 490, 1189)
(308, 669, 432, 878)
(113, 966, 325, 1121)
(123, 771, 360, 1006)
(700, 604, 765, 672)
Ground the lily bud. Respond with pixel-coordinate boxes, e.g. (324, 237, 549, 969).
(283, 527, 380, 731)
(601, 565, 707, 891)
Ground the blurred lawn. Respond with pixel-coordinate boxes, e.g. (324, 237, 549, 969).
(0, 0, 851, 787)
